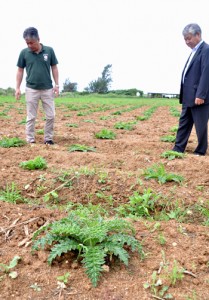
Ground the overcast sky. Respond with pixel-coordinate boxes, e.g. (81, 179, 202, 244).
(1, 0, 209, 94)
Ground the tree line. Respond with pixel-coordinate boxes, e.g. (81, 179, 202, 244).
(62, 64, 143, 96)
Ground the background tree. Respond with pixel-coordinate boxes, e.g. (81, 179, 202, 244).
(62, 78, 78, 92)
(85, 64, 112, 94)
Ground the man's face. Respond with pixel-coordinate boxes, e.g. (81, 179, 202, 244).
(184, 33, 201, 49)
(25, 38, 40, 52)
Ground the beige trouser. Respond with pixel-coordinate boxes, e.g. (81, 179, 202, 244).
(25, 87, 55, 143)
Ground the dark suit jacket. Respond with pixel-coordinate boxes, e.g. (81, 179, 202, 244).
(179, 41, 209, 107)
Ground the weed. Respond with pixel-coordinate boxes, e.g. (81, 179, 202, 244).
(117, 189, 160, 217)
(30, 283, 41, 292)
(96, 191, 114, 206)
(57, 272, 70, 284)
(143, 163, 184, 184)
(36, 129, 44, 135)
(157, 233, 167, 245)
(170, 107, 181, 117)
(98, 171, 109, 184)
(20, 156, 47, 170)
(95, 129, 116, 139)
(0, 137, 26, 148)
(0, 183, 24, 204)
(0, 256, 21, 279)
(68, 144, 96, 152)
(170, 125, 178, 132)
(66, 123, 78, 127)
(168, 260, 184, 285)
(114, 121, 136, 130)
(160, 135, 176, 143)
(32, 208, 144, 287)
(161, 150, 184, 160)
(18, 118, 27, 124)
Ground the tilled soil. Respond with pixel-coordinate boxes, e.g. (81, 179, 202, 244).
(0, 99, 209, 300)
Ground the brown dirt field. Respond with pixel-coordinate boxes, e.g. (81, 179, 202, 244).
(0, 99, 209, 300)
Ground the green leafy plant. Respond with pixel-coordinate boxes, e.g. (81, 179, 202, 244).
(136, 106, 157, 121)
(0, 137, 26, 148)
(168, 260, 184, 286)
(66, 123, 78, 128)
(161, 150, 184, 160)
(19, 156, 47, 170)
(32, 208, 144, 287)
(114, 121, 136, 131)
(57, 272, 70, 284)
(0, 183, 24, 204)
(170, 107, 181, 117)
(95, 129, 116, 140)
(143, 270, 172, 298)
(18, 118, 27, 124)
(160, 135, 176, 143)
(143, 163, 184, 184)
(68, 144, 96, 152)
(170, 125, 178, 132)
(117, 189, 160, 217)
(0, 256, 21, 279)
(36, 129, 44, 135)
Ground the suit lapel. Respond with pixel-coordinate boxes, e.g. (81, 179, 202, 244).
(186, 42, 204, 72)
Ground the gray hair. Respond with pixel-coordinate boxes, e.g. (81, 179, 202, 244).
(23, 27, 39, 40)
(182, 23, 202, 36)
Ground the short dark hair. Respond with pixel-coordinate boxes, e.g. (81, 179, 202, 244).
(23, 27, 39, 40)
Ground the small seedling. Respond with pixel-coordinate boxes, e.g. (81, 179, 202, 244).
(57, 272, 70, 284)
(0, 256, 21, 279)
(0, 137, 26, 148)
(68, 144, 96, 152)
(168, 260, 184, 286)
(20, 156, 47, 170)
(30, 283, 41, 292)
(95, 129, 116, 140)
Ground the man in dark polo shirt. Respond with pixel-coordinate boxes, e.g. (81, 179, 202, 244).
(15, 27, 59, 145)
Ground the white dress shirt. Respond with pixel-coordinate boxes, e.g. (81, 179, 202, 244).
(182, 40, 204, 83)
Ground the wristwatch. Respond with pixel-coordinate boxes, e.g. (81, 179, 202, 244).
(55, 84, 59, 87)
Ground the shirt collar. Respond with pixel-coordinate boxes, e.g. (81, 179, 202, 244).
(193, 40, 203, 52)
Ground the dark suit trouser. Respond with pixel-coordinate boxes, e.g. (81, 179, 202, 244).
(173, 104, 209, 155)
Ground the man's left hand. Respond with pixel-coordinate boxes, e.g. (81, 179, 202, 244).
(195, 98, 204, 105)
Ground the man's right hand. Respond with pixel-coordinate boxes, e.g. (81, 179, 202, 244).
(15, 89, 21, 100)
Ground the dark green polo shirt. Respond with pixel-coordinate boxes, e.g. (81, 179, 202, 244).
(17, 44, 58, 90)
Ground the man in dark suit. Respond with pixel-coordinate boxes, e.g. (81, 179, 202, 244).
(173, 23, 209, 156)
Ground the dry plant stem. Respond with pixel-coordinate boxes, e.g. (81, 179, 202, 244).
(151, 295, 164, 300)
(183, 270, 197, 278)
(43, 176, 76, 197)
(0, 217, 40, 233)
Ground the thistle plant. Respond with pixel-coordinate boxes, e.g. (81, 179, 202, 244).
(95, 129, 116, 140)
(32, 208, 144, 287)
